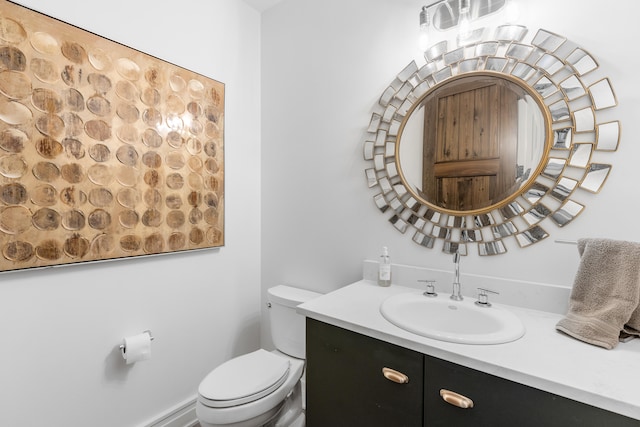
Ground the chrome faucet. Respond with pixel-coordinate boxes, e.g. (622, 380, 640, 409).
(451, 251, 463, 301)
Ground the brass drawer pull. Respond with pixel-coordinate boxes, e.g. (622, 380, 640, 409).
(382, 367, 409, 384)
(440, 389, 474, 409)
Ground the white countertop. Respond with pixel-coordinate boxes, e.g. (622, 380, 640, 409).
(298, 280, 640, 420)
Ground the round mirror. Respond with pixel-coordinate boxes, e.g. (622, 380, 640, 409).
(397, 72, 551, 215)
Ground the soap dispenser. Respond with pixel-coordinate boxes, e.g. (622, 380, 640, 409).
(378, 246, 392, 287)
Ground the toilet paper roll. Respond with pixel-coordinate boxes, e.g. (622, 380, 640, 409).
(121, 332, 152, 364)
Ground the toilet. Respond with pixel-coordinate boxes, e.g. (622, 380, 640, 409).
(196, 285, 321, 427)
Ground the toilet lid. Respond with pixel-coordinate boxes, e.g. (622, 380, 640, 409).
(198, 349, 290, 408)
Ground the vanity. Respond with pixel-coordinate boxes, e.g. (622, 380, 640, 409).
(298, 265, 640, 426)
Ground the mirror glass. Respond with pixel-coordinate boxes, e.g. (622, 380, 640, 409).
(397, 73, 547, 214)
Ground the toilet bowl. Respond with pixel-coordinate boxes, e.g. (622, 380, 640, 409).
(196, 285, 320, 427)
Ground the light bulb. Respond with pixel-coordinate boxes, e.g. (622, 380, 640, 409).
(458, 6, 472, 41)
(419, 6, 430, 52)
(504, 0, 519, 23)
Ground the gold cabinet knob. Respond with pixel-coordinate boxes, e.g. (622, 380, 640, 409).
(440, 389, 474, 408)
(382, 367, 409, 384)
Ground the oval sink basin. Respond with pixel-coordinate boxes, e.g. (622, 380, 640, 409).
(380, 291, 525, 344)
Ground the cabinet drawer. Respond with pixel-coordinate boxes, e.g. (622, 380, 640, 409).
(424, 355, 639, 427)
(306, 319, 424, 427)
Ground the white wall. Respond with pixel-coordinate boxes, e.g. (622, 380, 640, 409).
(0, 1, 262, 426)
(260, 0, 640, 344)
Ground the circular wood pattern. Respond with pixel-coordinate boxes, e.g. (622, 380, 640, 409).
(166, 94, 185, 115)
(166, 173, 184, 189)
(187, 191, 201, 207)
(204, 158, 219, 174)
(36, 114, 66, 138)
(205, 176, 220, 191)
(143, 188, 162, 207)
(141, 208, 162, 227)
(169, 74, 186, 92)
(61, 209, 85, 231)
(116, 124, 139, 145)
(89, 143, 110, 162)
(145, 67, 164, 87)
(3, 240, 34, 262)
(143, 169, 161, 187)
(36, 239, 62, 260)
(116, 188, 140, 209)
(62, 138, 85, 160)
(0, 46, 26, 71)
(143, 233, 164, 253)
(120, 235, 142, 252)
(166, 210, 185, 228)
(189, 227, 204, 244)
(118, 209, 139, 228)
(187, 101, 202, 117)
(0, 154, 27, 178)
(115, 165, 139, 187)
(142, 151, 161, 169)
(87, 164, 113, 186)
(0, 99, 33, 125)
(167, 232, 186, 251)
(141, 87, 160, 106)
(116, 145, 139, 167)
(88, 188, 113, 207)
(61, 65, 83, 87)
(206, 227, 223, 245)
(0, 205, 32, 234)
(142, 128, 163, 148)
(86, 95, 111, 116)
(186, 138, 202, 156)
(187, 172, 203, 190)
(35, 137, 63, 159)
(32, 207, 60, 231)
(188, 79, 205, 99)
(88, 48, 112, 71)
(166, 131, 184, 149)
(165, 151, 185, 169)
(90, 233, 115, 256)
(88, 209, 111, 230)
(0, 18, 27, 44)
(0, 128, 27, 153)
(165, 194, 182, 209)
(116, 58, 141, 81)
(116, 103, 139, 123)
(84, 120, 112, 141)
(61, 41, 86, 64)
(30, 32, 59, 55)
(63, 234, 90, 258)
(88, 73, 112, 94)
(62, 88, 85, 111)
(204, 208, 219, 225)
(61, 112, 84, 137)
(32, 161, 60, 182)
(60, 186, 87, 207)
(115, 80, 138, 102)
(0, 183, 28, 205)
(30, 57, 59, 84)
(0, 70, 33, 99)
(142, 108, 162, 127)
(189, 208, 202, 224)
(60, 163, 85, 184)
(31, 88, 63, 113)
(31, 184, 57, 206)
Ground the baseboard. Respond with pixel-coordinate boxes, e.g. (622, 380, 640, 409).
(142, 395, 198, 427)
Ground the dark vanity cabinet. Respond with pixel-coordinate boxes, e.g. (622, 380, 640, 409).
(306, 317, 424, 426)
(306, 319, 639, 427)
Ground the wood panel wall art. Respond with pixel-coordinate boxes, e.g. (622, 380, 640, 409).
(0, 1, 225, 272)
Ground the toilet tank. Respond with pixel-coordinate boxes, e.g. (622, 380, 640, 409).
(267, 285, 321, 359)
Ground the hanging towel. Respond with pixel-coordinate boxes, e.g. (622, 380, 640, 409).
(555, 238, 640, 349)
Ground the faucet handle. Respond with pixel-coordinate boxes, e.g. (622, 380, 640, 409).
(418, 279, 438, 297)
(475, 288, 499, 307)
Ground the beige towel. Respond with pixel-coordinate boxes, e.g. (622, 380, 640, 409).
(555, 238, 640, 349)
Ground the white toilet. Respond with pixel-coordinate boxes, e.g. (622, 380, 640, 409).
(196, 285, 321, 427)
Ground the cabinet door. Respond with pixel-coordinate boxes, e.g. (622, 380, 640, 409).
(306, 318, 424, 427)
(424, 354, 639, 427)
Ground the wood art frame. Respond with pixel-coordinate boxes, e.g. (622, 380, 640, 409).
(0, 0, 225, 272)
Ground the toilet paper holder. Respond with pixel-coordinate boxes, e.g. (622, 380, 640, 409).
(119, 330, 154, 353)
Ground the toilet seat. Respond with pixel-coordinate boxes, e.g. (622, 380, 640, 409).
(196, 350, 304, 427)
(199, 349, 290, 408)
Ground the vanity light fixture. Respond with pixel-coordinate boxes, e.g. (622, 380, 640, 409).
(457, 0, 472, 43)
(419, 6, 431, 52)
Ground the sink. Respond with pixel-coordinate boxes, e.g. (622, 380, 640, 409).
(380, 291, 525, 344)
